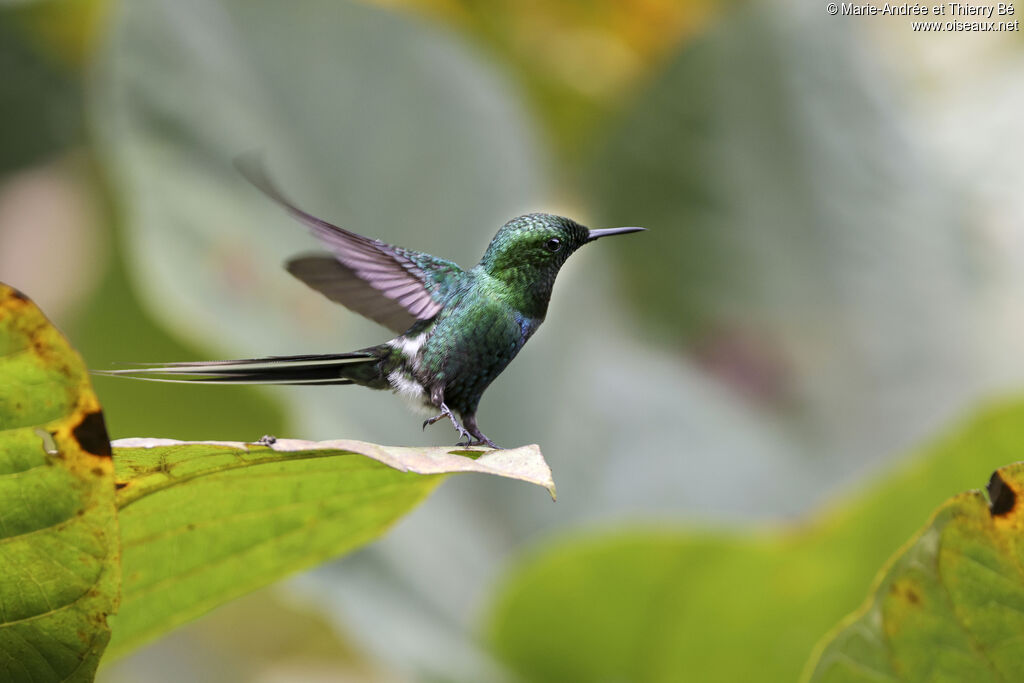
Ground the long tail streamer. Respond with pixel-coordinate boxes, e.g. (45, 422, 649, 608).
(93, 352, 377, 385)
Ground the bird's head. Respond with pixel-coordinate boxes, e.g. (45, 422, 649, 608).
(477, 213, 644, 315)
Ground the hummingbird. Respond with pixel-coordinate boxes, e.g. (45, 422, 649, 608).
(104, 159, 644, 447)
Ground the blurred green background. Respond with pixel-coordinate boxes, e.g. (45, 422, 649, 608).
(3, 0, 1024, 680)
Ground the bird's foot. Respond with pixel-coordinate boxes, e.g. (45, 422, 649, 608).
(422, 403, 472, 443)
(460, 415, 498, 449)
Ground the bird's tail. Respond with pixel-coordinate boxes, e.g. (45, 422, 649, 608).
(93, 351, 382, 386)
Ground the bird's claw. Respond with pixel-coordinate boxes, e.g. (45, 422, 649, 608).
(423, 403, 473, 443)
(423, 403, 497, 448)
(456, 427, 497, 448)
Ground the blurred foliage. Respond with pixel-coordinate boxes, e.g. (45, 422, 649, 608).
(486, 400, 1024, 682)
(6, 0, 111, 69)
(370, 0, 726, 158)
(588, 2, 969, 409)
(806, 461, 1024, 683)
(74, 209, 288, 442)
(0, 283, 119, 683)
(0, 14, 80, 176)
(100, 587, 390, 682)
(1, 0, 288, 441)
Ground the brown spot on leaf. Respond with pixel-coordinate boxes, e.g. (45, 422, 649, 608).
(988, 471, 1016, 517)
(9, 287, 29, 302)
(73, 410, 112, 458)
(889, 582, 922, 606)
(115, 482, 128, 490)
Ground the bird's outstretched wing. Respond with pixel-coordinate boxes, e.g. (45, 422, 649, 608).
(238, 154, 463, 334)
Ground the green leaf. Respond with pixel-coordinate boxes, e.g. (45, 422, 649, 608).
(106, 438, 554, 659)
(0, 283, 119, 683)
(485, 400, 1024, 683)
(804, 462, 1024, 682)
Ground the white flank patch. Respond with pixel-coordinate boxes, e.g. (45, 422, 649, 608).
(386, 332, 434, 414)
(388, 369, 434, 415)
(387, 332, 427, 359)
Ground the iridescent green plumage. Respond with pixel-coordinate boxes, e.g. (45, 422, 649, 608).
(101, 163, 644, 447)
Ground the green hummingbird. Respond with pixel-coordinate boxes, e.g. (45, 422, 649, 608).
(105, 160, 644, 447)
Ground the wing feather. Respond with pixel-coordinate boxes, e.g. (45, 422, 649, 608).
(238, 154, 463, 334)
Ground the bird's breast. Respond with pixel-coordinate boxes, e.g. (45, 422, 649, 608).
(421, 299, 538, 414)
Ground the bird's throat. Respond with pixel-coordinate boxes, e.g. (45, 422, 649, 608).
(481, 265, 555, 320)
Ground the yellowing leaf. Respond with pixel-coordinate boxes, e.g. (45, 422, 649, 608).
(0, 283, 119, 682)
(804, 462, 1024, 682)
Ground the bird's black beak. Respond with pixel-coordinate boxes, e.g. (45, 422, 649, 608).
(586, 226, 646, 243)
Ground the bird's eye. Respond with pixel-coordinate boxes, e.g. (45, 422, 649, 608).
(544, 238, 562, 253)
